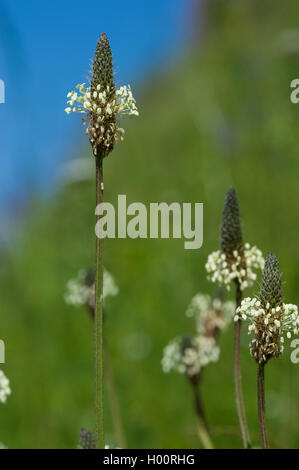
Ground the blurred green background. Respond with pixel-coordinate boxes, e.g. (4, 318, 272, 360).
(1, 0, 299, 448)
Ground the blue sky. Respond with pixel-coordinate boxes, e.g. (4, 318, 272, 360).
(0, 0, 195, 228)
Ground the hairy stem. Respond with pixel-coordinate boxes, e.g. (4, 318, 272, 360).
(192, 382, 214, 449)
(257, 363, 269, 449)
(95, 156, 104, 448)
(104, 342, 127, 448)
(233, 281, 251, 449)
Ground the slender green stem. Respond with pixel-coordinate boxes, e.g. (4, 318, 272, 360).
(257, 363, 269, 449)
(104, 343, 127, 448)
(192, 382, 214, 449)
(233, 281, 251, 449)
(95, 156, 104, 448)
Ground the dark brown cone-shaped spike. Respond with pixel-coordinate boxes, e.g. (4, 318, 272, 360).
(260, 253, 283, 309)
(79, 428, 96, 449)
(180, 335, 193, 356)
(84, 268, 95, 287)
(212, 287, 225, 303)
(89, 33, 117, 157)
(220, 188, 243, 259)
(91, 32, 115, 94)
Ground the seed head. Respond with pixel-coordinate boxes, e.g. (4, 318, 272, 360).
(221, 188, 243, 260)
(91, 33, 115, 95)
(260, 252, 283, 310)
(89, 33, 116, 156)
(79, 428, 96, 449)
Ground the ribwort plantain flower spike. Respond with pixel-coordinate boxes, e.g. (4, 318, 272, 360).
(233, 253, 299, 449)
(64, 268, 119, 310)
(162, 335, 220, 379)
(235, 253, 299, 365)
(206, 189, 264, 291)
(65, 33, 137, 449)
(65, 33, 138, 158)
(162, 290, 232, 381)
(161, 289, 232, 450)
(206, 188, 257, 448)
(186, 289, 233, 338)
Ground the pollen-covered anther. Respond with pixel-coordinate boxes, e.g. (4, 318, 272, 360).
(161, 335, 220, 378)
(185, 291, 233, 337)
(235, 297, 299, 364)
(65, 83, 138, 156)
(205, 243, 264, 291)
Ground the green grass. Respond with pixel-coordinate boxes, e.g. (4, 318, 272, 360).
(1, 0, 299, 448)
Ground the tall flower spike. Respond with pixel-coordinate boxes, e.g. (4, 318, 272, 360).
(206, 188, 264, 291)
(205, 188, 262, 448)
(161, 291, 231, 381)
(65, 32, 139, 158)
(89, 33, 116, 157)
(235, 253, 299, 365)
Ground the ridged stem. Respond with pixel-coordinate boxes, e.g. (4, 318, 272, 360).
(104, 342, 127, 448)
(192, 382, 214, 449)
(233, 281, 251, 449)
(257, 363, 269, 449)
(95, 156, 104, 448)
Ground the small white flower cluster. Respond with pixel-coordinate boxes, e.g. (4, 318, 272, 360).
(205, 243, 264, 291)
(162, 291, 234, 378)
(186, 293, 233, 334)
(0, 370, 11, 404)
(234, 297, 299, 362)
(186, 294, 210, 318)
(161, 339, 182, 374)
(65, 83, 138, 117)
(65, 83, 138, 149)
(116, 86, 139, 116)
(162, 336, 219, 377)
(65, 268, 119, 309)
